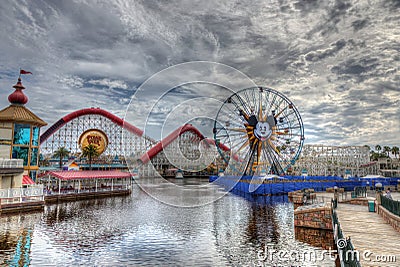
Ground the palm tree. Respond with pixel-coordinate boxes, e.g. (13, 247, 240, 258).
(375, 145, 382, 157)
(53, 147, 70, 169)
(81, 144, 99, 170)
(392, 146, 399, 159)
(370, 151, 379, 161)
(383, 146, 391, 158)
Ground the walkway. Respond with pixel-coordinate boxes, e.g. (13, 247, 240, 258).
(336, 203, 400, 267)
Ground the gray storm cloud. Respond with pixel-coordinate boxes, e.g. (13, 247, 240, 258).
(0, 0, 398, 146)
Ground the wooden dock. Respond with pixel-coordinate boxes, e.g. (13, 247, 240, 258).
(44, 189, 131, 203)
(1, 200, 44, 214)
(336, 203, 400, 267)
(0, 189, 131, 214)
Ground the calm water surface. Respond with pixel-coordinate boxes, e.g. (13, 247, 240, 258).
(0, 178, 335, 266)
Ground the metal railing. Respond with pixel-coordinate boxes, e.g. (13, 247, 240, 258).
(44, 184, 131, 195)
(0, 158, 23, 169)
(353, 186, 367, 198)
(0, 185, 44, 204)
(331, 199, 362, 267)
(332, 197, 338, 209)
(381, 195, 400, 216)
(312, 192, 357, 204)
(312, 187, 376, 205)
(312, 195, 333, 204)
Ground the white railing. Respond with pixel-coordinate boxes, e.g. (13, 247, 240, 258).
(44, 184, 130, 195)
(0, 158, 24, 169)
(0, 185, 44, 204)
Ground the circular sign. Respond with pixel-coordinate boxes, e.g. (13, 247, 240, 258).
(78, 129, 108, 155)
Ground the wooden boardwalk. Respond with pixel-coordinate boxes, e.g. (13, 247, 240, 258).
(336, 203, 400, 267)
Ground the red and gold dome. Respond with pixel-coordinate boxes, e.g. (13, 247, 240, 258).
(8, 78, 28, 105)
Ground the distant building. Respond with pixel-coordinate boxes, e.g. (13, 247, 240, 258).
(360, 158, 400, 177)
(293, 144, 370, 177)
(63, 160, 80, 171)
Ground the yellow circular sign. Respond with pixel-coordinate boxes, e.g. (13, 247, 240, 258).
(78, 129, 108, 155)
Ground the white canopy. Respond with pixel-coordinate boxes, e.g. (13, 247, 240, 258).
(259, 174, 285, 180)
(360, 174, 385, 178)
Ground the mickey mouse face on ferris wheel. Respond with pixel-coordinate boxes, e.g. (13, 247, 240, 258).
(254, 121, 272, 141)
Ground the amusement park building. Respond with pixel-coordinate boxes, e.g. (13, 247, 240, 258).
(2, 77, 396, 182)
(292, 144, 373, 177)
(365, 157, 400, 177)
(39, 110, 220, 178)
(0, 77, 46, 189)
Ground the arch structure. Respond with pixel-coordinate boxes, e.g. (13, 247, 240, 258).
(39, 108, 235, 177)
(40, 108, 155, 165)
(139, 124, 222, 177)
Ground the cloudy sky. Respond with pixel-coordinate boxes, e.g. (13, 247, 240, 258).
(0, 0, 399, 147)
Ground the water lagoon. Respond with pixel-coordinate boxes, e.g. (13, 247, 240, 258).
(0, 178, 335, 266)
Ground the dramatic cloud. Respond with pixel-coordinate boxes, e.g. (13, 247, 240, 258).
(0, 0, 398, 146)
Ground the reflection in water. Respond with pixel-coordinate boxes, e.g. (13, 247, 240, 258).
(0, 231, 17, 254)
(0, 179, 335, 266)
(8, 229, 32, 266)
(0, 213, 39, 266)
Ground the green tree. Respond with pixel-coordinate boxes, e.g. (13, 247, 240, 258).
(392, 146, 399, 159)
(370, 151, 379, 161)
(81, 144, 99, 170)
(383, 146, 391, 157)
(53, 147, 70, 169)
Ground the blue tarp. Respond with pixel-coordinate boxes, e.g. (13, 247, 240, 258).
(230, 190, 289, 204)
(210, 175, 368, 195)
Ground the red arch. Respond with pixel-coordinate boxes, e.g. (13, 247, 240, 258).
(140, 124, 235, 164)
(40, 107, 146, 144)
(40, 108, 237, 164)
(140, 124, 203, 164)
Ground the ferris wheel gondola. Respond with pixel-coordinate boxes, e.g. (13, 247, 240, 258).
(213, 87, 304, 176)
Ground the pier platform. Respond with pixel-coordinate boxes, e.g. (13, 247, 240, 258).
(44, 189, 131, 203)
(336, 203, 400, 266)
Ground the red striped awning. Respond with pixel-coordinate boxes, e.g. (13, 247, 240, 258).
(47, 170, 133, 181)
(22, 175, 35, 185)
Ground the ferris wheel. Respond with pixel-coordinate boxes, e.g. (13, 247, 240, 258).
(213, 87, 304, 176)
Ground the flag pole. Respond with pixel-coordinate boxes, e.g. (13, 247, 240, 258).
(19, 68, 21, 79)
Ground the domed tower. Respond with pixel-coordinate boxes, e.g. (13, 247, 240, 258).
(0, 77, 47, 182)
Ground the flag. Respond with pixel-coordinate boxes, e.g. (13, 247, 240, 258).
(20, 69, 32, 75)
